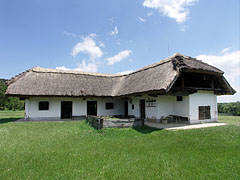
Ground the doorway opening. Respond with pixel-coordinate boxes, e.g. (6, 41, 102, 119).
(87, 101, 97, 116)
(140, 99, 146, 119)
(61, 101, 72, 119)
(124, 101, 128, 117)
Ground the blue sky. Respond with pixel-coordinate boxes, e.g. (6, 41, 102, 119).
(0, 0, 239, 102)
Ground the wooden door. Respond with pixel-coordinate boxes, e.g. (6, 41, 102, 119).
(140, 99, 146, 119)
(61, 101, 72, 119)
(124, 101, 128, 117)
(87, 101, 97, 116)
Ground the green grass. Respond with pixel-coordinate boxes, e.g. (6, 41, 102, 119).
(0, 112, 239, 180)
(0, 110, 24, 123)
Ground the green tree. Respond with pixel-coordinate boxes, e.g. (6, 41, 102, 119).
(6, 97, 24, 111)
(0, 80, 7, 110)
(0, 79, 24, 111)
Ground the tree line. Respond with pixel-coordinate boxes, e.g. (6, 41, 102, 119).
(0, 79, 24, 110)
(218, 102, 240, 116)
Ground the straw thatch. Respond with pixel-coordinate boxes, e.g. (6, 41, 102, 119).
(5, 53, 235, 97)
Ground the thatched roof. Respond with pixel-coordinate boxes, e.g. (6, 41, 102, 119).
(6, 53, 235, 97)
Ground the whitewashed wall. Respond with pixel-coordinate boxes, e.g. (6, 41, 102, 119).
(189, 91, 218, 124)
(173, 96, 189, 117)
(128, 98, 140, 117)
(127, 91, 216, 124)
(89, 98, 124, 116)
(128, 95, 174, 119)
(25, 97, 124, 120)
(25, 91, 217, 123)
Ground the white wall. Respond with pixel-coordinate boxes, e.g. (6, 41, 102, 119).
(25, 97, 124, 120)
(128, 95, 176, 119)
(127, 95, 160, 119)
(157, 96, 174, 118)
(25, 91, 217, 123)
(94, 98, 124, 116)
(173, 96, 189, 117)
(189, 91, 217, 124)
(128, 98, 140, 118)
(127, 92, 216, 123)
(27, 97, 60, 119)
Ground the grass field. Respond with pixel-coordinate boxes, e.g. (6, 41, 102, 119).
(0, 111, 239, 179)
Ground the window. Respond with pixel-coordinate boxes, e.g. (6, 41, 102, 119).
(105, 102, 114, 110)
(39, 101, 49, 110)
(199, 106, 211, 120)
(132, 104, 134, 109)
(177, 96, 183, 101)
(146, 98, 156, 107)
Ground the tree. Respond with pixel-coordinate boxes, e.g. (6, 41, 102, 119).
(218, 102, 240, 116)
(0, 79, 24, 111)
(6, 97, 24, 111)
(0, 80, 7, 110)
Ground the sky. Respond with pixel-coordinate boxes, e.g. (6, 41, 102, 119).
(0, 0, 239, 102)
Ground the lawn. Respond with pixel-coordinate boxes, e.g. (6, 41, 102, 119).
(0, 111, 239, 180)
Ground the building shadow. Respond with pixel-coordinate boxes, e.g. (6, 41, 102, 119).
(133, 125, 162, 134)
(0, 118, 20, 124)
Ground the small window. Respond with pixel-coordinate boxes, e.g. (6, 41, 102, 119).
(106, 102, 114, 110)
(39, 101, 49, 110)
(146, 98, 156, 107)
(177, 96, 183, 101)
(199, 106, 211, 120)
(132, 104, 134, 109)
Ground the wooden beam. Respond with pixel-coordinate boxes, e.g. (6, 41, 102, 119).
(148, 94, 158, 97)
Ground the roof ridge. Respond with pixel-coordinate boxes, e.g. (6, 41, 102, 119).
(32, 67, 123, 77)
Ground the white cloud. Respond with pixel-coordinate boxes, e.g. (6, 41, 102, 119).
(56, 60, 98, 73)
(75, 60, 98, 72)
(56, 66, 71, 70)
(196, 50, 240, 102)
(71, 34, 103, 59)
(110, 26, 118, 36)
(147, 11, 153, 16)
(143, 0, 198, 23)
(221, 47, 230, 54)
(117, 70, 134, 75)
(138, 17, 146, 22)
(106, 50, 132, 65)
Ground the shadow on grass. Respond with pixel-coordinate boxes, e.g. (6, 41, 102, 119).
(0, 118, 20, 124)
(133, 125, 161, 134)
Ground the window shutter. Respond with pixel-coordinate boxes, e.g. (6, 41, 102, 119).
(205, 106, 211, 119)
(199, 106, 205, 120)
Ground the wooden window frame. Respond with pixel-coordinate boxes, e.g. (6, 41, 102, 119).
(39, 101, 49, 111)
(105, 102, 114, 110)
(177, 96, 183, 101)
(199, 106, 211, 120)
(146, 98, 156, 107)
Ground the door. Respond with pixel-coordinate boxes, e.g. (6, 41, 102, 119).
(87, 101, 97, 116)
(140, 99, 146, 119)
(61, 101, 72, 119)
(124, 101, 128, 117)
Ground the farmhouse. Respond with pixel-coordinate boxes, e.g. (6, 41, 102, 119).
(6, 53, 235, 124)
